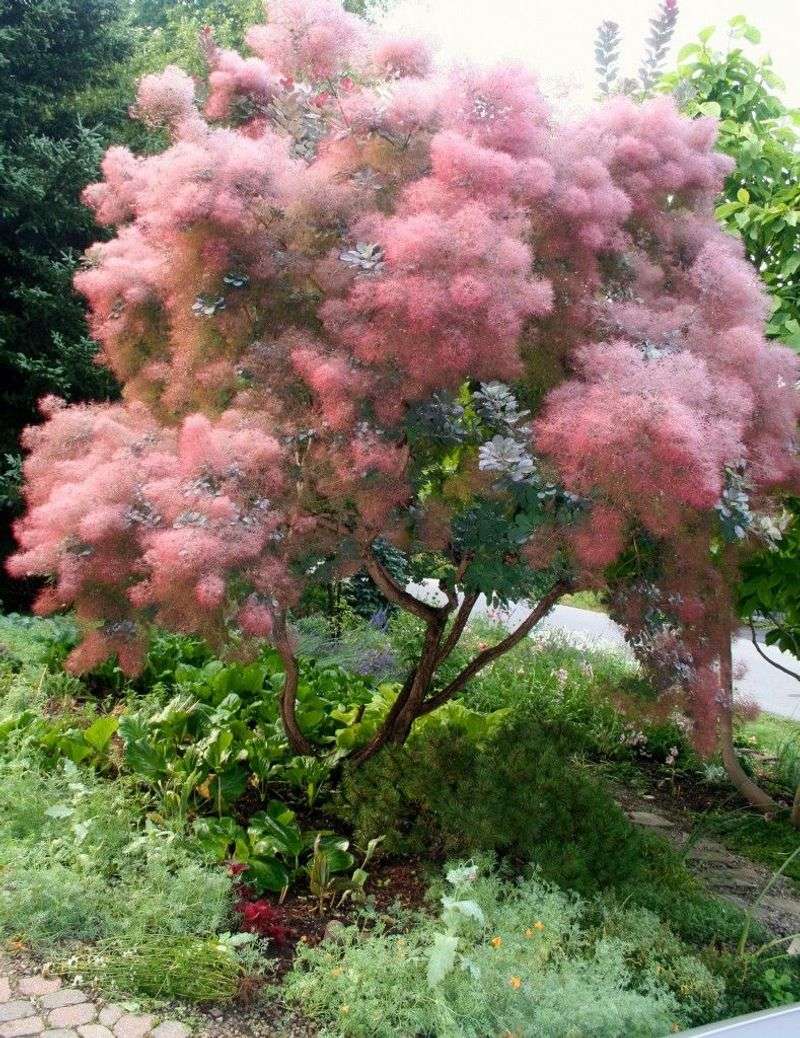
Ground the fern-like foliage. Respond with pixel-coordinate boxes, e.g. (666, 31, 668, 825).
(639, 0, 679, 94)
(595, 20, 622, 96)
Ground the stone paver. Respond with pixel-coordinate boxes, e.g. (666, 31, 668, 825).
(40, 994, 85, 1012)
(0, 1004, 36, 1024)
(0, 1019, 45, 1038)
(96, 1011, 121, 1031)
(18, 982, 60, 999)
(151, 1026, 190, 1038)
(112, 1015, 154, 1038)
(0, 965, 194, 1038)
(48, 1007, 95, 1030)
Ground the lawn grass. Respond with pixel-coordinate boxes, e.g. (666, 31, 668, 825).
(560, 590, 608, 613)
(740, 712, 800, 752)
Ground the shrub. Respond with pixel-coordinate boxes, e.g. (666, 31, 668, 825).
(0, 755, 232, 949)
(9, 0, 799, 765)
(333, 712, 648, 895)
(284, 859, 713, 1036)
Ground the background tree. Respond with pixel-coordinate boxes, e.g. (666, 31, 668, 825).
(8, 0, 800, 766)
(0, 0, 131, 608)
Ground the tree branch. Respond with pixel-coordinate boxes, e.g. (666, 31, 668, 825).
(273, 613, 315, 756)
(436, 590, 480, 665)
(419, 581, 570, 715)
(749, 620, 800, 683)
(363, 549, 448, 623)
(350, 613, 446, 764)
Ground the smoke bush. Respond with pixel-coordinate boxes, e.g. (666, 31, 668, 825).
(8, 0, 799, 756)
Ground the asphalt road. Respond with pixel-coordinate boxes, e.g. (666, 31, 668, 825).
(487, 600, 800, 722)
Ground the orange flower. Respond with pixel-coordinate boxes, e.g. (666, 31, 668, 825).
(509, 976, 522, 990)
(490, 936, 503, 948)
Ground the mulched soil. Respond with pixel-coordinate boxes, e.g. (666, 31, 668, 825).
(243, 856, 430, 975)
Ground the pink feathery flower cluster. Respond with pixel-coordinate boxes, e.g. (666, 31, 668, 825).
(8, 0, 799, 748)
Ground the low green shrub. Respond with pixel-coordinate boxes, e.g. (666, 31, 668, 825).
(0, 755, 232, 949)
(333, 712, 648, 895)
(586, 897, 724, 1023)
(284, 859, 716, 1037)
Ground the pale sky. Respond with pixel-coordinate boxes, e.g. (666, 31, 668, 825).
(379, 0, 800, 107)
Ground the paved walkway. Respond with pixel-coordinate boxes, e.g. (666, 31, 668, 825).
(0, 968, 190, 1038)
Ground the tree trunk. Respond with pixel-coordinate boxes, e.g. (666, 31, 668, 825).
(717, 635, 778, 813)
(791, 784, 800, 829)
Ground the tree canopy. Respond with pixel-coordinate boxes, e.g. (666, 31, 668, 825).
(8, 0, 800, 759)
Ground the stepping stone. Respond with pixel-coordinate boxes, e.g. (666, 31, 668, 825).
(40, 996, 86, 1012)
(628, 810, 673, 828)
(112, 1016, 154, 1038)
(0, 1018, 45, 1037)
(0, 981, 10, 1005)
(78, 1027, 114, 1038)
(47, 1008, 95, 1031)
(152, 1024, 190, 1038)
(42, 1031, 80, 1038)
(19, 981, 61, 999)
(0, 1004, 36, 1024)
(96, 1013, 121, 1031)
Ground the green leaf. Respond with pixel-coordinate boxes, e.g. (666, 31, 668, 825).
(427, 932, 459, 987)
(737, 187, 750, 204)
(781, 255, 800, 277)
(247, 856, 291, 894)
(208, 765, 248, 808)
(699, 101, 722, 119)
(248, 811, 303, 858)
(743, 26, 761, 44)
(677, 43, 701, 62)
(82, 714, 119, 752)
(192, 817, 244, 861)
(698, 25, 716, 44)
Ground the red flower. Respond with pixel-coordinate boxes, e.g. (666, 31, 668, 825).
(236, 897, 291, 942)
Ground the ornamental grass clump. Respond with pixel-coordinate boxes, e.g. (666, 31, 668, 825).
(8, 0, 799, 765)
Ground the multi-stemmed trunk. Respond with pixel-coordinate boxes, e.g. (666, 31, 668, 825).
(276, 548, 570, 765)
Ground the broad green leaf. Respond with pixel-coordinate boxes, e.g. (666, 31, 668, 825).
(247, 856, 291, 894)
(83, 714, 119, 752)
(427, 933, 459, 987)
(699, 101, 721, 119)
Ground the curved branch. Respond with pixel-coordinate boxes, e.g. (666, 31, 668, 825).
(420, 581, 569, 715)
(436, 590, 480, 665)
(350, 613, 446, 765)
(273, 615, 315, 757)
(749, 620, 800, 683)
(363, 550, 448, 623)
